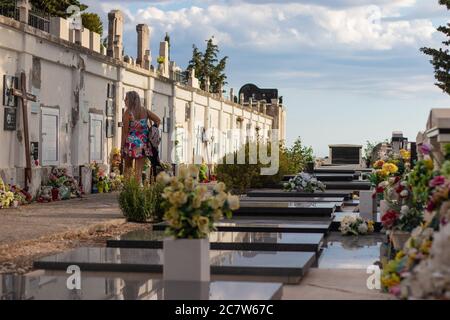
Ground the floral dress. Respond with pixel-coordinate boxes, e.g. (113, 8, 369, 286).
(124, 114, 150, 159)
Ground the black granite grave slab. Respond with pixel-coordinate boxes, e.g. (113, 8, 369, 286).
(152, 219, 332, 234)
(282, 173, 355, 182)
(322, 181, 371, 190)
(107, 230, 324, 252)
(33, 247, 316, 280)
(233, 201, 336, 217)
(239, 198, 343, 211)
(0, 274, 282, 300)
(240, 196, 345, 203)
(246, 189, 352, 200)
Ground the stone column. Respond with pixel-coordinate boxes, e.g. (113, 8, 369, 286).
(229, 88, 234, 102)
(239, 93, 244, 105)
(107, 10, 124, 59)
(159, 41, 169, 77)
(17, 0, 30, 24)
(204, 76, 210, 93)
(188, 68, 199, 88)
(136, 24, 149, 68)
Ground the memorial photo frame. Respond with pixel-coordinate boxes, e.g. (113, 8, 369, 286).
(106, 117, 115, 138)
(107, 83, 115, 99)
(3, 107, 16, 131)
(3, 75, 18, 107)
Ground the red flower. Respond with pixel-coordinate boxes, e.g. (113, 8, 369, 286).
(395, 185, 403, 194)
(376, 186, 384, 194)
(426, 201, 435, 212)
(381, 210, 399, 229)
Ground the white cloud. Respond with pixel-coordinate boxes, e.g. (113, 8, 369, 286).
(125, 2, 436, 51)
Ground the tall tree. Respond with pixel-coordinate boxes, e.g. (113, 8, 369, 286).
(421, 0, 450, 95)
(186, 37, 228, 93)
(0, 0, 102, 34)
(81, 12, 102, 35)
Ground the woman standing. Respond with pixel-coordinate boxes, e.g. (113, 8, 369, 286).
(121, 91, 161, 184)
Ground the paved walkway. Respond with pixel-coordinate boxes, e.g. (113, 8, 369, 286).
(0, 193, 124, 245)
(283, 269, 392, 300)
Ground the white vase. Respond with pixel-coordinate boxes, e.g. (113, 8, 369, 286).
(359, 190, 376, 220)
(380, 200, 389, 215)
(163, 238, 210, 282)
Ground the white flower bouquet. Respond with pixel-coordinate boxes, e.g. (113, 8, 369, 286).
(339, 215, 375, 236)
(157, 165, 240, 239)
(283, 172, 326, 193)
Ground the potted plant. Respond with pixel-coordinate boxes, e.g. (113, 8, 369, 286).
(157, 165, 239, 282)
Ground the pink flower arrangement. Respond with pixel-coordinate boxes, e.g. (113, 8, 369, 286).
(419, 143, 432, 155)
(429, 175, 445, 188)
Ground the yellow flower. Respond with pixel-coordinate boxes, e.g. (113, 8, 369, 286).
(399, 149, 411, 160)
(377, 169, 389, 178)
(227, 194, 240, 210)
(424, 159, 434, 170)
(188, 165, 199, 179)
(382, 162, 398, 174)
(214, 182, 226, 193)
(192, 215, 210, 234)
(395, 250, 405, 260)
(213, 209, 223, 221)
(192, 195, 203, 209)
(156, 172, 171, 185)
(168, 191, 188, 207)
(184, 177, 195, 192)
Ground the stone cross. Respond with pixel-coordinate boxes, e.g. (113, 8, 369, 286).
(12, 72, 37, 187)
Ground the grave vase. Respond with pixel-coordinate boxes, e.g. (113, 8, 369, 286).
(391, 230, 410, 251)
(380, 200, 389, 216)
(163, 238, 210, 282)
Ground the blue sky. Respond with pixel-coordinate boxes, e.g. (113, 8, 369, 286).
(84, 0, 450, 157)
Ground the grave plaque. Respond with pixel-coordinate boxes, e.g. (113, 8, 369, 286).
(31, 142, 39, 161)
(3, 75, 18, 107)
(3, 107, 16, 130)
(107, 83, 115, 98)
(106, 118, 115, 138)
(106, 99, 114, 117)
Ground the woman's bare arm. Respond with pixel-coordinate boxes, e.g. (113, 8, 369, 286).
(147, 110, 161, 127)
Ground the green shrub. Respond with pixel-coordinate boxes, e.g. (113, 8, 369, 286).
(118, 177, 164, 222)
(216, 138, 314, 194)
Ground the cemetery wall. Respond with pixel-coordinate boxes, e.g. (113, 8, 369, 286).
(0, 14, 277, 195)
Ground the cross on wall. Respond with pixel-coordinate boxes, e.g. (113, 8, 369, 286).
(11, 72, 37, 187)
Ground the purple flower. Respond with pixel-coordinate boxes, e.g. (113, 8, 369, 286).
(429, 175, 446, 187)
(419, 143, 432, 155)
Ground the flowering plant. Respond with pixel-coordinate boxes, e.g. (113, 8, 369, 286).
(381, 226, 434, 296)
(339, 215, 374, 236)
(283, 172, 325, 193)
(157, 165, 240, 239)
(0, 178, 15, 209)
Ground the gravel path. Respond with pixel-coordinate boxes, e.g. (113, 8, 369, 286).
(0, 193, 150, 274)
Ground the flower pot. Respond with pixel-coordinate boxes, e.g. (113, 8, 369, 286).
(380, 200, 389, 215)
(391, 230, 410, 250)
(163, 238, 210, 282)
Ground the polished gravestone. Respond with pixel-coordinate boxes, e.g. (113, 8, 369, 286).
(283, 173, 355, 182)
(322, 181, 371, 190)
(34, 247, 316, 283)
(0, 274, 282, 300)
(233, 201, 336, 217)
(240, 196, 345, 203)
(107, 230, 324, 252)
(153, 218, 332, 234)
(246, 189, 352, 200)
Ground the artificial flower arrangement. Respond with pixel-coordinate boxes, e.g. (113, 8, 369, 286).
(0, 177, 15, 209)
(38, 167, 82, 202)
(283, 172, 326, 193)
(370, 149, 411, 200)
(89, 162, 112, 193)
(157, 165, 240, 239)
(339, 215, 374, 236)
(381, 143, 450, 299)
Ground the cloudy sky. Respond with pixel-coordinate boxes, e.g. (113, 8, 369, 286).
(84, 0, 450, 156)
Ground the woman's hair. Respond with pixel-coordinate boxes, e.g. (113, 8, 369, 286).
(125, 91, 141, 115)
